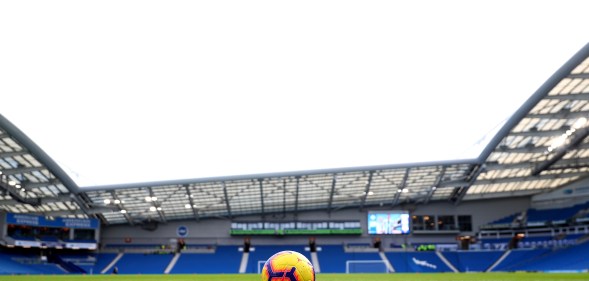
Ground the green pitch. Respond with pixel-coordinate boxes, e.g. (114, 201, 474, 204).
(0, 273, 587, 281)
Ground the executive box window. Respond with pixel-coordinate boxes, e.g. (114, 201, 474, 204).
(73, 229, 96, 241)
(458, 215, 473, 232)
(412, 216, 424, 230)
(437, 215, 456, 230)
(412, 215, 436, 230)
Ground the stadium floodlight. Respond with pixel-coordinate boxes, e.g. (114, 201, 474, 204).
(104, 199, 111, 204)
(114, 199, 121, 204)
(547, 117, 589, 153)
(7, 180, 15, 186)
(184, 204, 191, 209)
(120, 210, 127, 214)
(573, 117, 587, 129)
(149, 206, 156, 211)
(15, 184, 21, 189)
(145, 196, 152, 202)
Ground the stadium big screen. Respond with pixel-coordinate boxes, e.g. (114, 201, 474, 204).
(367, 211, 410, 234)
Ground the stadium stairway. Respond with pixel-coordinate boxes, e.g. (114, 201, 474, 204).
(486, 250, 511, 272)
(439, 250, 503, 272)
(97, 250, 124, 274)
(490, 248, 551, 272)
(310, 251, 321, 273)
(171, 246, 241, 274)
(164, 252, 181, 274)
(0, 253, 65, 275)
(435, 252, 458, 272)
(378, 251, 395, 272)
(239, 251, 249, 273)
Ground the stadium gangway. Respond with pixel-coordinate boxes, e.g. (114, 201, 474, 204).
(101, 253, 123, 274)
(486, 250, 511, 272)
(164, 253, 181, 274)
(310, 251, 321, 273)
(435, 252, 458, 273)
(239, 252, 249, 273)
(378, 251, 395, 273)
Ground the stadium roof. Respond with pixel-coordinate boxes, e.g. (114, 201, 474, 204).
(1, 42, 589, 224)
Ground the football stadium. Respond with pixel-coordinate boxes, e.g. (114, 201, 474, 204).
(2, 2, 589, 281)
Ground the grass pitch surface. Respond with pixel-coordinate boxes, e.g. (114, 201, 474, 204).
(0, 273, 587, 281)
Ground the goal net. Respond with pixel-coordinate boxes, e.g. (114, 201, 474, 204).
(345, 260, 389, 273)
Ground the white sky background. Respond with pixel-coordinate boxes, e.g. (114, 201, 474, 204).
(1, 1, 588, 187)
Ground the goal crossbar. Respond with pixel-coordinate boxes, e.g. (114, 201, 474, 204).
(345, 260, 389, 274)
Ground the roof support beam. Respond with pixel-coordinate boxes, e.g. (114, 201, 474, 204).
(424, 166, 446, 204)
(495, 142, 589, 154)
(282, 179, 286, 217)
(184, 184, 199, 221)
(450, 164, 483, 205)
(294, 176, 300, 218)
(568, 73, 589, 79)
(0, 176, 41, 206)
(30, 207, 116, 217)
(544, 93, 589, 100)
(109, 190, 134, 225)
(258, 179, 265, 218)
(508, 130, 569, 138)
(486, 156, 589, 171)
(0, 150, 28, 158)
(148, 187, 166, 223)
(531, 127, 589, 176)
(0, 194, 74, 206)
(392, 168, 410, 207)
(359, 171, 374, 210)
(327, 174, 337, 212)
(1, 166, 43, 176)
(222, 182, 232, 218)
(475, 171, 585, 185)
(527, 109, 589, 120)
(21, 179, 60, 189)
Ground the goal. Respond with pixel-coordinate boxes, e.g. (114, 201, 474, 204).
(345, 260, 389, 273)
(257, 260, 267, 274)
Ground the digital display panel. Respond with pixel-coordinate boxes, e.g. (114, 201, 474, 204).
(368, 211, 410, 234)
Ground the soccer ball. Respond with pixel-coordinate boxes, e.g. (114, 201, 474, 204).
(261, 250, 315, 281)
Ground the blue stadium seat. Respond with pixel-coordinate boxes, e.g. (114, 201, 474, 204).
(318, 245, 381, 273)
(492, 248, 551, 271)
(171, 246, 241, 274)
(441, 250, 503, 272)
(114, 253, 174, 274)
(512, 241, 589, 272)
(91, 253, 118, 274)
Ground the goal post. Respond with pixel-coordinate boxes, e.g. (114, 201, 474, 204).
(345, 260, 389, 273)
(257, 260, 267, 274)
